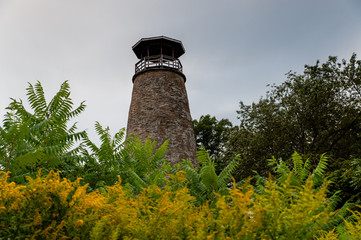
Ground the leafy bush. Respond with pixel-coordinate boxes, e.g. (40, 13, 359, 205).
(0, 81, 86, 183)
(1, 168, 360, 239)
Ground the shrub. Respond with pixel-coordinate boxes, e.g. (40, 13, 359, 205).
(2, 169, 358, 239)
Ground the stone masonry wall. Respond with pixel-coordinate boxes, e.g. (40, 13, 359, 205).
(126, 69, 197, 165)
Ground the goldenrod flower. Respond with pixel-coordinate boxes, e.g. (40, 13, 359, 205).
(75, 219, 84, 227)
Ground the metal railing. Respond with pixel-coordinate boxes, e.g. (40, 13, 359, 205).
(135, 55, 183, 73)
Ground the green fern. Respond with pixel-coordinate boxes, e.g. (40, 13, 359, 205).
(181, 147, 239, 205)
(267, 152, 328, 187)
(80, 126, 171, 193)
(218, 155, 240, 186)
(311, 153, 328, 186)
(79, 122, 127, 189)
(261, 152, 353, 235)
(0, 81, 86, 182)
(268, 156, 291, 184)
(350, 158, 361, 190)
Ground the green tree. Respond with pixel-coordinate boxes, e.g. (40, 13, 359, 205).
(0, 81, 86, 182)
(192, 114, 232, 160)
(226, 54, 361, 182)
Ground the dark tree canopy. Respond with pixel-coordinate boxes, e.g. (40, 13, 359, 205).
(226, 54, 361, 180)
(192, 115, 232, 160)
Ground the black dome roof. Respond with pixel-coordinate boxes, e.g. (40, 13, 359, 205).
(132, 36, 185, 59)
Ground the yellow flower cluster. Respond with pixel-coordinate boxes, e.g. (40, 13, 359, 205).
(0, 171, 26, 214)
(0, 171, 359, 239)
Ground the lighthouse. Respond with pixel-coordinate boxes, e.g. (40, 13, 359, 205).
(126, 36, 197, 165)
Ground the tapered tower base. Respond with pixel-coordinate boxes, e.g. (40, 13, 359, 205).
(127, 68, 197, 165)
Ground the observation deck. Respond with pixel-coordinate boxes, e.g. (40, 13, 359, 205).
(132, 36, 185, 74)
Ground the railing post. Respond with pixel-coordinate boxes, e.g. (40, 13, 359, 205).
(135, 55, 183, 73)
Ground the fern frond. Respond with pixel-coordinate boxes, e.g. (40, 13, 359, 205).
(94, 122, 112, 149)
(301, 157, 311, 182)
(113, 128, 126, 147)
(196, 147, 211, 167)
(5, 100, 33, 126)
(323, 201, 354, 232)
(181, 161, 206, 193)
(218, 155, 240, 186)
(148, 167, 167, 186)
(269, 157, 291, 184)
(292, 152, 303, 178)
(149, 140, 168, 168)
(68, 101, 86, 119)
(311, 153, 328, 186)
(252, 172, 267, 194)
(29, 118, 52, 134)
(47, 81, 71, 114)
(200, 164, 219, 192)
(12, 147, 45, 171)
(267, 156, 278, 167)
(121, 170, 147, 190)
(62, 131, 86, 143)
(26, 81, 47, 116)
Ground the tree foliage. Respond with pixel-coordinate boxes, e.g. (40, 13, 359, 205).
(226, 54, 361, 181)
(0, 81, 86, 182)
(192, 114, 232, 160)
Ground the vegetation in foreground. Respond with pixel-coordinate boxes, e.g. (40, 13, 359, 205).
(1, 54, 361, 239)
(1, 161, 360, 239)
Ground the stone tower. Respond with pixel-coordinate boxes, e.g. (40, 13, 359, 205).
(126, 36, 197, 165)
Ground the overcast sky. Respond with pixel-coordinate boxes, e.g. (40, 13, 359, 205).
(1, 0, 361, 142)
